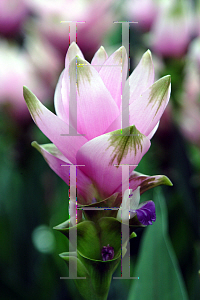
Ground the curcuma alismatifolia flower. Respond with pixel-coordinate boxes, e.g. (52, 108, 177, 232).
(23, 42, 172, 214)
(150, 0, 193, 58)
(24, 42, 172, 300)
(24, 0, 115, 61)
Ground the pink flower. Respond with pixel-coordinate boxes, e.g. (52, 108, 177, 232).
(23, 43, 171, 208)
(24, 34, 63, 89)
(0, 0, 28, 36)
(25, 0, 115, 60)
(126, 0, 159, 31)
(178, 38, 200, 146)
(150, 0, 193, 57)
(0, 39, 50, 122)
(194, 0, 200, 37)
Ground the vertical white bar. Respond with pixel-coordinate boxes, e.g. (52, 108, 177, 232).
(121, 22, 130, 132)
(121, 165, 130, 278)
(113, 164, 139, 279)
(69, 22, 77, 44)
(113, 21, 137, 136)
(60, 164, 85, 279)
(60, 21, 86, 137)
(68, 165, 77, 277)
(69, 56, 78, 136)
(69, 22, 78, 136)
(119, 165, 130, 278)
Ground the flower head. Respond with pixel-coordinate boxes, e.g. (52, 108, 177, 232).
(23, 42, 171, 214)
(150, 0, 193, 57)
(0, 0, 28, 37)
(24, 0, 115, 60)
(0, 40, 50, 121)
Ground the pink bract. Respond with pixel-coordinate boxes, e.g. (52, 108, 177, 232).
(24, 43, 171, 207)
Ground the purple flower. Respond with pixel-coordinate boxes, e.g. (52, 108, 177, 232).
(134, 201, 156, 225)
(117, 187, 156, 226)
(101, 244, 114, 261)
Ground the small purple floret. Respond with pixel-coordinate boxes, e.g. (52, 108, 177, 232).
(136, 201, 156, 226)
(101, 244, 114, 261)
(92, 197, 97, 204)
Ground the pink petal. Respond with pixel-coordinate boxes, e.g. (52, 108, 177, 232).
(104, 50, 155, 134)
(147, 122, 159, 139)
(125, 49, 155, 108)
(23, 86, 87, 164)
(91, 46, 108, 72)
(129, 75, 171, 136)
(32, 141, 72, 185)
(114, 171, 173, 196)
(54, 70, 67, 123)
(61, 55, 120, 140)
(76, 126, 151, 198)
(55, 42, 85, 124)
(32, 141, 95, 205)
(65, 42, 84, 67)
(129, 171, 173, 194)
(105, 76, 171, 137)
(99, 46, 128, 109)
(103, 112, 122, 133)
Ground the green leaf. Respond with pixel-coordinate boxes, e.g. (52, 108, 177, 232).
(59, 253, 92, 300)
(55, 217, 129, 299)
(129, 171, 173, 195)
(54, 217, 125, 261)
(130, 232, 137, 239)
(76, 250, 124, 300)
(60, 248, 127, 300)
(98, 217, 123, 257)
(54, 220, 101, 260)
(128, 189, 189, 300)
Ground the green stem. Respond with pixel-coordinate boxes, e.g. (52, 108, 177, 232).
(74, 277, 111, 300)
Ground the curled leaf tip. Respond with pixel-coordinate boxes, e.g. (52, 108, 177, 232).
(130, 232, 137, 239)
(59, 253, 65, 258)
(162, 176, 173, 186)
(31, 141, 40, 150)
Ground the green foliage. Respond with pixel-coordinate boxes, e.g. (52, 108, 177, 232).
(128, 189, 189, 300)
(55, 217, 128, 300)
